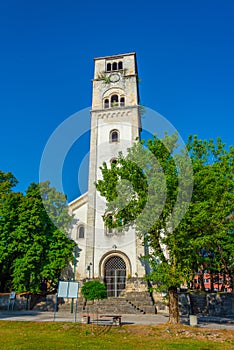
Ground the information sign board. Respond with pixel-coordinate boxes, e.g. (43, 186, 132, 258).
(58, 281, 79, 298)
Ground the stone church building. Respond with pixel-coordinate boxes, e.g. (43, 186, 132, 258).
(68, 53, 146, 297)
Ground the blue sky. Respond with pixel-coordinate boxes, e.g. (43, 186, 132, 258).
(0, 0, 233, 202)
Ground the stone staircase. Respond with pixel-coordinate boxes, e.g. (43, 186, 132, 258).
(84, 297, 140, 314)
(55, 292, 156, 314)
(30, 279, 157, 315)
(124, 291, 156, 314)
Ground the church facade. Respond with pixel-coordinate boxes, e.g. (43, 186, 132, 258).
(68, 53, 146, 297)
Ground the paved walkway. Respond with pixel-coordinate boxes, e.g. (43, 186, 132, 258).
(1, 310, 234, 330)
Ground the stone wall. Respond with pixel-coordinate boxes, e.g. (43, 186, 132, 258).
(179, 292, 234, 317)
(0, 293, 30, 311)
(152, 291, 169, 314)
(205, 293, 234, 316)
(123, 277, 149, 293)
(152, 291, 234, 317)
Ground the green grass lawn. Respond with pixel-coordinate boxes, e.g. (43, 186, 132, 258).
(0, 321, 233, 349)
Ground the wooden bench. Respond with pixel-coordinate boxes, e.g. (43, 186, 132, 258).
(80, 314, 91, 324)
(99, 314, 122, 326)
(80, 314, 122, 326)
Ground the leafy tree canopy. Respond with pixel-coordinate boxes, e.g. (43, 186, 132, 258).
(96, 134, 234, 323)
(0, 171, 18, 195)
(0, 175, 76, 293)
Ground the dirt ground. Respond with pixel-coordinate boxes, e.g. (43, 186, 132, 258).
(123, 323, 234, 344)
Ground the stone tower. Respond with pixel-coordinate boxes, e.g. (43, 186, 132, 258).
(69, 53, 145, 296)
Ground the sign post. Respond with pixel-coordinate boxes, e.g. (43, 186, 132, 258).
(54, 281, 79, 322)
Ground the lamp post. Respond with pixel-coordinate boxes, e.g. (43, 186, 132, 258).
(87, 262, 92, 280)
(70, 246, 79, 313)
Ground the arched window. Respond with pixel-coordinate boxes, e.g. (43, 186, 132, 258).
(104, 99, 109, 109)
(105, 60, 124, 72)
(112, 62, 117, 70)
(120, 97, 125, 106)
(110, 129, 119, 143)
(105, 214, 113, 235)
(103, 94, 125, 109)
(110, 157, 118, 164)
(118, 61, 123, 70)
(111, 94, 118, 107)
(77, 225, 85, 239)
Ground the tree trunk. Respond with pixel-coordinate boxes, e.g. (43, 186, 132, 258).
(199, 272, 205, 291)
(168, 286, 179, 324)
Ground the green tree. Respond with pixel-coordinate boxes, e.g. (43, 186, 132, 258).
(96, 134, 234, 324)
(176, 136, 234, 292)
(0, 175, 76, 293)
(81, 280, 107, 301)
(81, 280, 107, 321)
(0, 171, 21, 291)
(0, 170, 18, 194)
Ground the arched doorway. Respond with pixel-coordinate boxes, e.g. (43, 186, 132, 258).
(104, 256, 126, 297)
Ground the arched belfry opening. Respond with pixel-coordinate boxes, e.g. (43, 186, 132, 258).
(104, 256, 126, 297)
(111, 94, 119, 107)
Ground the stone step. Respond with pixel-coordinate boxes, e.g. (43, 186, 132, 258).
(124, 291, 156, 314)
(129, 300, 153, 306)
(31, 291, 156, 314)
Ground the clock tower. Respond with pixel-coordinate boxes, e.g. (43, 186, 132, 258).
(69, 53, 146, 297)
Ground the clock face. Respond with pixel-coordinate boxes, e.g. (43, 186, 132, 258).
(109, 73, 120, 83)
